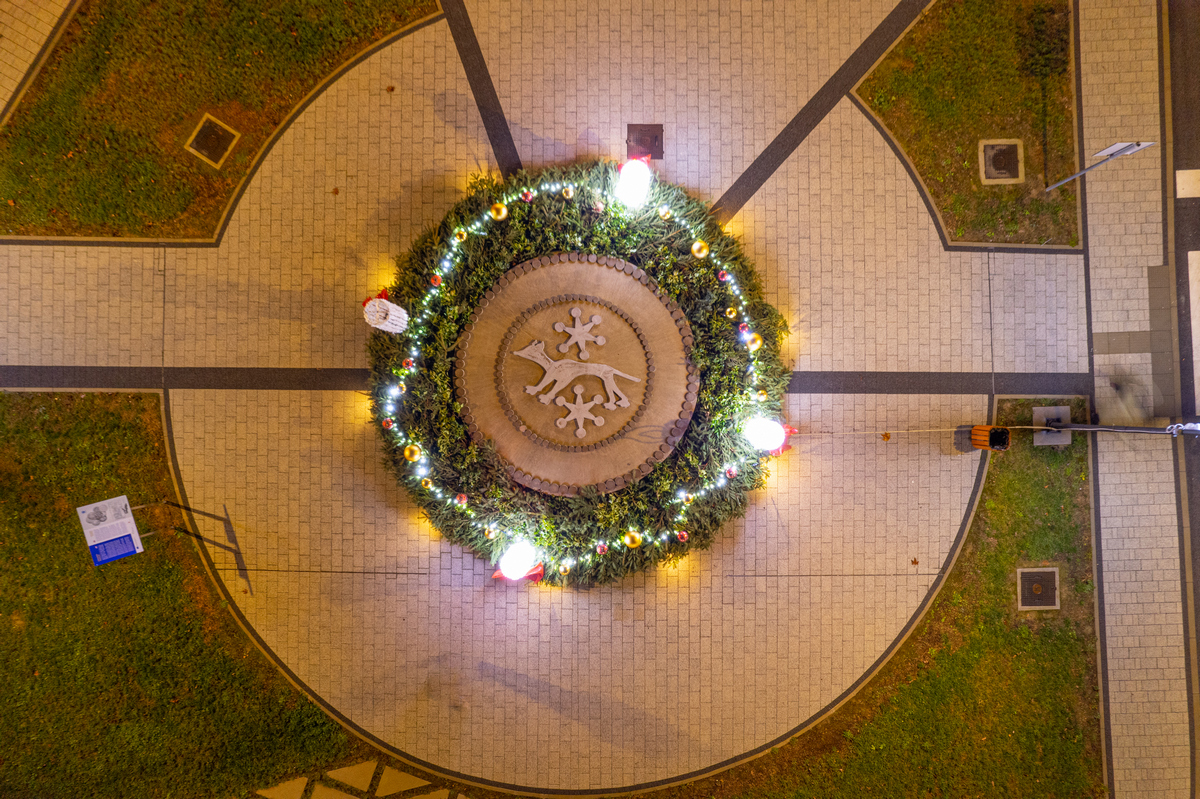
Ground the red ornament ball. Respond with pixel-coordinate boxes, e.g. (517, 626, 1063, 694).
(381, 418, 393, 429)
(430, 274, 442, 287)
(738, 322, 750, 333)
(726, 466, 738, 479)
(718, 270, 729, 281)
(596, 542, 609, 555)
(455, 493, 467, 506)
(677, 530, 689, 542)
(520, 189, 534, 202)
(402, 358, 414, 369)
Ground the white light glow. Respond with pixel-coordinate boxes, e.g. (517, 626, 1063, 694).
(615, 159, 653, 208)
(498, 540, 539, 580)
(743, 417, 788, 450)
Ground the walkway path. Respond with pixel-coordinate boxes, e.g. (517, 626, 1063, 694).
(0, 0, 1195, 796)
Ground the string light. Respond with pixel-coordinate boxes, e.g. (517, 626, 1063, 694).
(372, 165, 785, 580)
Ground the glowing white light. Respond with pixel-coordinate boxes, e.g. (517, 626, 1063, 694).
(743, 417, 788, 450)
(387, 385, 401, 397)
(498, 540, 539, 580)
(615, 159, 653, 208)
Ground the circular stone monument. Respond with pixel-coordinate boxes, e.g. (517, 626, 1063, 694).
(366, 161, 789, 585)
(456, 254, 698, 494)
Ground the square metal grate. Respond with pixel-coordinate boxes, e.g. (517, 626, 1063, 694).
(185, 113, 241, 169)
(978, 139, 1024, 185)
(627, 124, 664, 160)
(1017, 567, 1059, 610)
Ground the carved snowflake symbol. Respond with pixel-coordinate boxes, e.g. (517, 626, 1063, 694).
(554, 307, 606, 360)
(555, 385, 606, 439)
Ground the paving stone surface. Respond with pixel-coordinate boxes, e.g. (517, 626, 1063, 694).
(163, 20, 496, 370)
(465, 0, 898, 199)
(0, 0, 72, 118)
(1096, 434, 1191, 799)
(168, 389, 984, 790)
(1077, 0, 1162, 335)
(0, 245, 164, 367)
(0, 0, 1193, 795)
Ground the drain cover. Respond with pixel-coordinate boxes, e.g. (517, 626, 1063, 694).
(185, 113, 241, 169)
(978, 139, 1024, 185)
(627, 124, 664, 160)
(1017, 567, 1059, 610)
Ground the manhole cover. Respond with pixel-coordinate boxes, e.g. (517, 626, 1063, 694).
(185, 113, 241, 169)
(627, 124, 664, 160)
(1017, 567, 1059, 610)
(979, 139, 1024, 185)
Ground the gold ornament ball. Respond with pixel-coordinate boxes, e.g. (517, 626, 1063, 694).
(485, 528, 498, 540)
(658, 205, 672, 220)
(403, 444, 423, 462)
(725, 307, 737, 319)
(420, 478, 432, 489)
(623, 530, 643, 548)
(756, 389, 768, 402)
(691, 240, 710, 259)
(454, 229, 467, 242)
(490, 202, 508, 221)
(747, 333, 764, 353)
(562, 186, 575, 199)
(558, 563, 571, 576)
(683, 493, 695, 505)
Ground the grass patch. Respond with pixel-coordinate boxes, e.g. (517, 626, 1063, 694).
(0, 392, 369, 797)
(585, 398, 1100, 799)
(0, 0, 435, 238)
(856, 0, 1079, 245)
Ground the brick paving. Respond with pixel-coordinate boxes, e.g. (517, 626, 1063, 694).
(1096, 434, 1191, 798)
(0, 0, 72, 122)
(0, 0, 1194, 795)
(169, 388, 983, 790)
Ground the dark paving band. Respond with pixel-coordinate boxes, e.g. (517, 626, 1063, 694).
(3, 365, 1093, 397)
(441, 0, 522, 178)
(711, 0, 927, 224)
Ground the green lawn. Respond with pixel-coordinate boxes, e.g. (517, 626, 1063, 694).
(857, 0, 1079, 245)
(631, 398, 1103, 799)
(0, 0, 434, 239)
(0, 392, 367, 797)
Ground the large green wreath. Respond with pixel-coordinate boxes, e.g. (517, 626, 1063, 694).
(367, 161, 788, 585)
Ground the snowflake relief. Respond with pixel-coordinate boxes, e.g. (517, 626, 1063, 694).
(556, 386, 606, 439)
(554, 307, 606, 360)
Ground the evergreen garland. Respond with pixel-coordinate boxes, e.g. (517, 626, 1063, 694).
(366, 161, 788, 585)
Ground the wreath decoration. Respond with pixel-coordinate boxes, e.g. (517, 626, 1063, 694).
(367, 161, 788, 585)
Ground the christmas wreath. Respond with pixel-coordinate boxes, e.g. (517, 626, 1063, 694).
(366, 161, 788, 585)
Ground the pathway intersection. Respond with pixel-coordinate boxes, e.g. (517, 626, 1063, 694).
(1, 1, 1196, 796)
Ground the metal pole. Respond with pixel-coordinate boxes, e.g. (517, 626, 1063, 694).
(1048, 421, 1200, 437)
(1045, 142, 1144, 192)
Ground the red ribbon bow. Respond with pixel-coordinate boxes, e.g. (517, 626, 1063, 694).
(361, 287, 389, 307)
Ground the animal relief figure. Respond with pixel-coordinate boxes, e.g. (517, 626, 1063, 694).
(513, 340, 640, 410)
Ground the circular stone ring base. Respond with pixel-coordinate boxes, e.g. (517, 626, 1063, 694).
(455, 253, 698, 494)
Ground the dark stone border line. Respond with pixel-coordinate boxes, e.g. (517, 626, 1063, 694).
(162, 375, 993, 796)
(1166, 0, 1200, 789)
(0, 11, 446, 249)
(787, 371, 1093, 396)
(0, 0, 83, 129)
(849, 94, 1084, 256)
(1170, 0, 1200, 787)
(440, 0, 522, 178)
(0, 366, 369, 391)
(2, 366, 1094, 397)
(710, 0, 927, 224)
